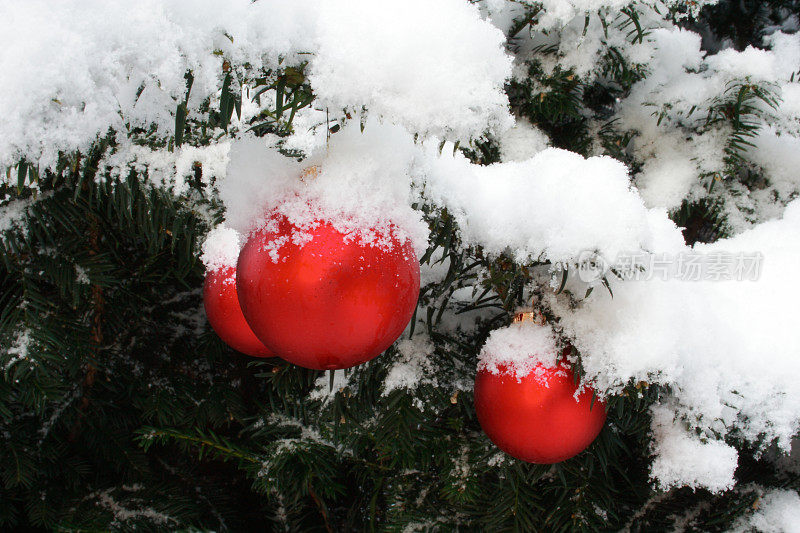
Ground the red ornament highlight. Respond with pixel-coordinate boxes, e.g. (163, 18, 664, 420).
(236, 216, 420, 370)
(203, 266, 273, 358)
(474, 362, 606, 463)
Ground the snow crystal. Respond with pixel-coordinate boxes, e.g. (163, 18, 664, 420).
(0, 195, 40, 236)
(747, 126, 800, 203)
(383, 337, 437, 395)
(0, 0, 313, 170)
(217, 136, 301, 236)
(200, 224, 241, 272)
(634, 133, 700, 211)
(480, 0, 528, 36)
(523, 6, 641, 78)
(95, 135, 232, 193)
(730, 489, 800, 533)
(477, 321, 560, 380)
(172, 142, 231, 192)
(449, 445, 472, 491)
(93, 486, 175, 526)
(531, 0, 635, 31)
(487, 452, 507, 467)
(75, 265, 90, 285)
(706, 31, 800, 82)
(497, 118, 550, 163)
(649, 403, 738, 492)
(38, 386, 81, 441)
(308, 370, 352, 404)
(262, 235, 290, 264)
(4, 329, 32, 372)
(778, 84, 800, 121)
(264, 413, 349, 456)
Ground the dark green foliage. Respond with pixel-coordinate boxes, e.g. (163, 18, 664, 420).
(705, 80, 780, 182)
(672, 198, 730, 245)
(508, 61, 592, 154)
(505, 9, 649, 158)
(175, 72, 194, 148)
(462, 137, 502, 165)
(680, 0, 800, 52)
(247, 65, 315, 139)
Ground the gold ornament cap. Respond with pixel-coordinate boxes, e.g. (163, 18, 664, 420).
(300, 165, 320, 182)
(513, 308, 546, 325)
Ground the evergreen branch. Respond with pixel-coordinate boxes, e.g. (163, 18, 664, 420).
(136, 427, 260, 465)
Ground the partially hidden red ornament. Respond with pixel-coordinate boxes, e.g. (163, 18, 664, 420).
(474, 360, 606, 464)
(236, 215, 420, 370)
(203, 266, 273, 357)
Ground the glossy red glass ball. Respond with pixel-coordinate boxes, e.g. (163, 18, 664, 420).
(203, 267, 273, 357)
(236, 216, 420, 370)
(474, 363, 606, 463)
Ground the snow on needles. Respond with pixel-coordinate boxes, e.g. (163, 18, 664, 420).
(512, 0, 719, 31)
(617, 28, 800, 221)
(311, 0, 513, 140)
(215, 123, 655, 267)
(730, 489, 800, 533)
(383, 337, 438, 396)
(549, 200, 800, 489)
(421, 144, 654, 264)
(0, 0, 512, 171)
(649, 402, 738, 492)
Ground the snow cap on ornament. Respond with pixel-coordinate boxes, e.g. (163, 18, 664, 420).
(477, 310, 562, 381)
(200, 224, 242, 273)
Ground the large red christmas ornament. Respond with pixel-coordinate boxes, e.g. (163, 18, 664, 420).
(474, 361, 606, 464)
(236, 215, 420, 370)
(203, 266, 273, 357)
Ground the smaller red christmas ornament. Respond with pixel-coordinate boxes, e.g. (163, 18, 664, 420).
(237, 214, 420, 370)
(474, 362, 606, 463)
(474, 316, 606, 464)
(203, 266, 273, 358)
